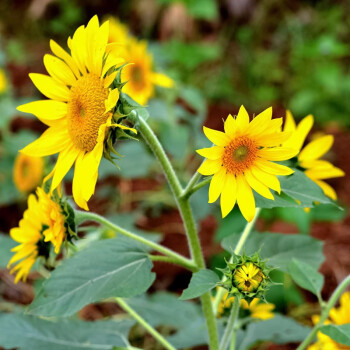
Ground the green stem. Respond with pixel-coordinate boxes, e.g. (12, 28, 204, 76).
(297, 274, 350, 350)
(129, 111, 219, 350)
(115, 297, 176, 350)
(182, 176, 212, 199)
(213, 208, 261, 315)
(230, 329, 237, 350)
(149, 254, 195, 270)
(183, 167, 202, 195)
(219, 297, 240, 350)
(75, 211, 196, 271)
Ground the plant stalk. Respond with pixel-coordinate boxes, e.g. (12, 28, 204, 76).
(219, 297, 240, 350)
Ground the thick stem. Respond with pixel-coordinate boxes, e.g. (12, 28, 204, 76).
(213, 208, 261, 314)
(149, 254, 196, 270)
(297, 274, 350, 350)
(230, 329, 237, 350)
(219, 297, 240, 350)
(129, 111, 219, 350)
(75, 210, 196, 272)
(115, 297, 176, 350)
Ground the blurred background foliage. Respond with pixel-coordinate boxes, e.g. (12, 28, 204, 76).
(0, 1, 349, 348)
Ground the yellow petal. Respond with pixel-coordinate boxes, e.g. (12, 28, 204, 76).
(298, 135, 334, 162)
(284, 114, 314, 151)
(236, 175, 256, 222)
(29, 73, 70, 102)
(256, 132, 292, 147)
(247, 107, 272, 136)
(245, 169, 274, 200)
(197, 159, 222, 176)
(203, 126, 230, 147)
(258, 147, 298, 161)
(299, 159, 333, 170)
(70, 25, 87, 75)
(43, 54, 77, 86)
(196, 146, 224, 160)
(220, 173, 237, 218)
(254, 159, 294, 176)
(209, 167, 227, 203)
(112, 123, 137, 134)
(313, 179, 337, 200)
(252, 166, 281, 193)
(305, 166, 345, 180)
(105, 88, 120, 113)
(72, 153, 88, 210)
(151, 72, 174, 88)
(284, 110, 296, 132)
(224, 114, 236, 137)
(103, 71, 117, 88)
(236, 105, 250, 133)
(20, 126, 70, 157)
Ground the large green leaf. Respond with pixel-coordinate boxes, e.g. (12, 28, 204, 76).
(0, 313, 133, 350)
(222, 232, 324, 272)
(236, 315, 311, 350)
(28, 238, 155, 317)
(180, 269, 220, 300)
(319, 324, 350, 346)
(0, 233, 16, 268)
(289, 259, 324, 298)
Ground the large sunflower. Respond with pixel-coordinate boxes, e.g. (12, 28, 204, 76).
(197, 106, 297, 221)
(8, 188, 67, 283)
(284, 111, 344, 200)
(17, 16, 134, 210)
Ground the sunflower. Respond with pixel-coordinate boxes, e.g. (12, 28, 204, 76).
(284, 111, 345, 200)
(17, 16, 135, 210)
(8, 188, 67, 283)
(0, 68, 6, 94)
(233, 262, 265, 293)
(13, 153, 44, 193)
(197, 106, 297, 221)
(112, 37, 174, 105)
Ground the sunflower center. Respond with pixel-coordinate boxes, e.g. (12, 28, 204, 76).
(131, 65, 144, 83)
(222, 136, 258, 175)
(67, 73, 109, 152)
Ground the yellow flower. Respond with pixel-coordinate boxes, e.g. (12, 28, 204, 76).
(8, 188, 67, 283)
(308, 292, 350, 350)
(214, 290, 235, 317)
(17, 16, 135, 210)
(0, 68, 7, 94)
(113, 37, 174, 105)
(108, 17, 129, 44)
(233, 262, 265, 293)
(197, 106, 297, 221)
(13, 153, 44, 193)
(284, 111, 345, 200)
(240, 298, 275, 320)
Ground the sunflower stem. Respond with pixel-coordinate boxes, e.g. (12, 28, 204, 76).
(181, 176, 212, 199)
(129, 111, 220, 350)
(213, 208, 261, 315)
(74, 210, 196, 271)
(115, 297, 176, 350)
(219, 296, 240, 350)
(297, 274, 350, 350)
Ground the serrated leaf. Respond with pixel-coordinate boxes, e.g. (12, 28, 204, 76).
(289, 259, 324, 298)
(27, 238, 155, 317)
(0, 313, 134, 350)
(222, 232, 324, 272)
(319, 324, 350, 346)
(180, 269, 219, 300)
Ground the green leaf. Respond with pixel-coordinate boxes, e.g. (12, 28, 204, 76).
(289, 259, 324, 298)
(319, 324, 350, 346)
(0, 233, 16, 268)
(0, 313, 134, 350)
(236, 315, 311, 350)
(180, 269, 219, 300)
(27, 238, 155, 317)
(222, 232, 324, 272)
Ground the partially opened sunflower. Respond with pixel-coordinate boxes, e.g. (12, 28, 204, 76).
(197, 106, 297, 221)
(17, 16, 135, 210)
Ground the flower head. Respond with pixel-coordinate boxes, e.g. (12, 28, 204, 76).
(13, 154, 44, 193)
(17, 16, 136, 210)
(197, 106, 297, 221)
(8, 187, 74, 283)
(0, 68, 7, 94)
(284, 111, 344, 200)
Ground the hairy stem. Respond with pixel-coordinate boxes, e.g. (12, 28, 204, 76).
(213, 208, 261, 314)
(219, 297, 240, 350)
(115, 297, 176, 350)
(297, 274, 350, 350)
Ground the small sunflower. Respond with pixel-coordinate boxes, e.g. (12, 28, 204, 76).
(112, 37, 174, 105)
(8, 188, 68, 283)
(17, 16, 135, 210)
(13, 153, 44, 193)
(197, 106, 297, 221)
(233, 262, 265, 293)
(0, 68, 6, 94)
(284, 111, 345, 200)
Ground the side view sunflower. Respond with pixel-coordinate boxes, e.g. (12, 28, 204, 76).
(13, 153, 44, 193)
(8, 187, 69, 283)
(284, 111, 345, 200)
(197, 106, 297, 221)
(17, 16, 135, 210)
